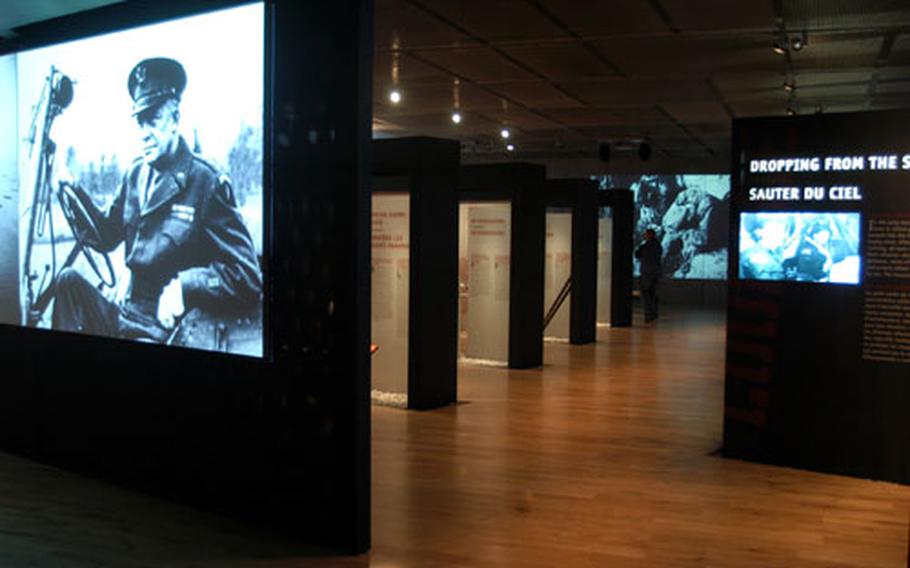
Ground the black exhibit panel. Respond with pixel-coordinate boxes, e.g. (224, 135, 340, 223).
(724, 110, 910, 484)
(0, 0, 372, 553)
(372, 137, 459, 410)
(596, 189, 634, 328)
(544, 179, 597, 345)
(458, 163, 546, 369)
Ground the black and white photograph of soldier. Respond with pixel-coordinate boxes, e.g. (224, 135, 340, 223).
(738, 212, 861, 284)
(0, 55, 17, 326)
(13, 3, 265, 356)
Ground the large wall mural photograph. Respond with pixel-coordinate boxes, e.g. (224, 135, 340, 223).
(594, 175, 730, 280)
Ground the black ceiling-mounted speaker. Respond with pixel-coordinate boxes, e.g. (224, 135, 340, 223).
(599, 142, 610, 162)
(638, 142, 652, 161)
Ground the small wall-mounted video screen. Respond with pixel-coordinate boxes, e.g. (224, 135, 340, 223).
(738, 212, 861, 284)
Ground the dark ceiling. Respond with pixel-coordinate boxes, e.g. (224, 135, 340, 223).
(374, 0, 910, 172)
(3, 1, 910, 173)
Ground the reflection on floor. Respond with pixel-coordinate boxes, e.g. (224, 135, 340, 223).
(0, 309, 907, 567)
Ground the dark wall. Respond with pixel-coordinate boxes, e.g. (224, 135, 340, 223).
(724, 110, 910, 484)
(0, 0, 372, 552)
(374, 137, 460, 409)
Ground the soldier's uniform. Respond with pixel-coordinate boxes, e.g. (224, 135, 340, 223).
(52, 58, 261, 347)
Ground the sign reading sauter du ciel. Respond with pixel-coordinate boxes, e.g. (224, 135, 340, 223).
(746, 153, 910, 203)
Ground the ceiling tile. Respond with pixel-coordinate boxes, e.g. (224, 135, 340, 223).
(373, 80, 506, 114)
(561, 79, 716, 106)
(781, 0, 910, 31)
(662, 101, 731, 124)
(662, 0, 776, 32)
(417, 0, 569, 42)
(376, 0, 478, 49)
(592, 34, 778, 77)
(499, 42, 619, 80)
(534, 0, 671, 37)
(479, 105, 564, 131)
(374, 51, 454, 86)
(789, 33, 882, 71)
(490, 82, 586, 109)
(414, 46, 540, 83)
(544, 107, 673, 128)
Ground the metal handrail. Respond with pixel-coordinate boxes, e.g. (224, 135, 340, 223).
(543, 276, 572, 331)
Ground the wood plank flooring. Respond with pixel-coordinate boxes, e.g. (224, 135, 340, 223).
(0, 309, 906, 567)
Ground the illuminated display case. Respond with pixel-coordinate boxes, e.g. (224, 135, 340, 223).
(458, 163, 545, 369)
(459, 200, 512, 364)
(373, 137, 459, 410)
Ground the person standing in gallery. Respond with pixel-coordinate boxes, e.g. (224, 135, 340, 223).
(635, 228, 663, 323)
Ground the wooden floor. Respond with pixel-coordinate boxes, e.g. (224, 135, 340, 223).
(0, 309, 906, 567)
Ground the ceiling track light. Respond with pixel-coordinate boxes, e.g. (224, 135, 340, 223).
(772, 33, 788, 55)
(783, 80, 795, 92)
(786, 106, 797, 116)
(791, 31, 808, 52)
(500, 127, 511, 139)
(506, 143, 515, 152)
(389, 89, 402, 104)
(451, 111, 462, 124)
(773, 30, 808, 55)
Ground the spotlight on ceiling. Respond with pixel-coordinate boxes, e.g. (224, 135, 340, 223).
(451, 111, 462, 124)
(791, 31, 808, 52)
(638, 142, 652, 161)
(786, 106, 797, 116)
(772, 41, 788, 55)
(783, 80, 795, 92)
(506, 143, 515, 152)
(500, 128, 511, 139)
(389, 89, 402, 104)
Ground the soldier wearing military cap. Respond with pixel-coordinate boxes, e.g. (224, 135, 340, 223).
(52, 57, 262, 350)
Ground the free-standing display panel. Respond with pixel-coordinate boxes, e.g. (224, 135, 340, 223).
(0, 0, 372, 552)
(459, 200, 512, 364)
(725, 110, 910, 484)
(459, 163, 545, 369)
(545, 178, 598, 344)
(373, 137, 459, 410)
(544, 209, 573, 341)
(371, 192, 410, 396)
(595, 189, 634, 328)
(597, 208, 613, 326)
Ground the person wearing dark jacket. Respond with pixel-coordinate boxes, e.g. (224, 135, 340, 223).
(52, 57, 261, 345)
(635, 228, 663, 323)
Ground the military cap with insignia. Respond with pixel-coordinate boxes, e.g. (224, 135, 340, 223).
(127, 57, 187, 116)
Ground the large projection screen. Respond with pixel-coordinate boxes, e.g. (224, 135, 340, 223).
(0, 3, 264, 357)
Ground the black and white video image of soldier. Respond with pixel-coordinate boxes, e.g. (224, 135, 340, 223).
(50, 57, 262, 350)
(739, 212, 860, 284)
